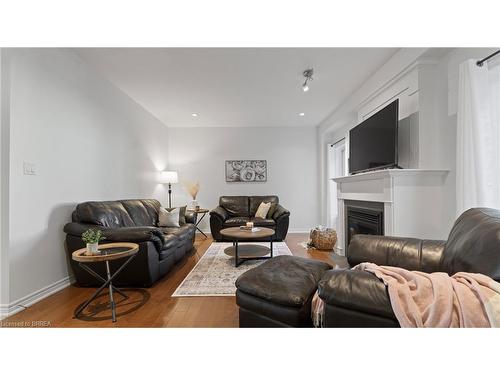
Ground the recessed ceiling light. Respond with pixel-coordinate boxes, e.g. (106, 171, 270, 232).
(191, 113, 198, 117)
(299, 112, 305, 116)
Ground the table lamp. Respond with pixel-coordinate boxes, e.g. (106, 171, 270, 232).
(160, 171, 178, 208)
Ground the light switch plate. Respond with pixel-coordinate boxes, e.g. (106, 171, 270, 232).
(23, 162, 36, 175)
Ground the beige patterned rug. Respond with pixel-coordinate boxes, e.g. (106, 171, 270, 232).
(172, 241, 293, 297)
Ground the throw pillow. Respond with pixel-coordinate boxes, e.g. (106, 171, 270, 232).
(266, 202, 278, 219)
(158, 207, 180, 227)
(166, 205, 186, 225)
(255, 202, 271, 219)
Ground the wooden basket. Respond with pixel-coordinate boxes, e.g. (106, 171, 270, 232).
(309, 228, 337, 250)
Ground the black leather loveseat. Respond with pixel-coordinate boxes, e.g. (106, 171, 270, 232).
(236, 208, 500, 327)
(64, 199, 196, 287)
(210, 195, 290, 241)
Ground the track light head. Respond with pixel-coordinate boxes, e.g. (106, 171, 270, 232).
(302, 68, 314, 92)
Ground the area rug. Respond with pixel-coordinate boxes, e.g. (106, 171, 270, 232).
(172, 241, 293, 297)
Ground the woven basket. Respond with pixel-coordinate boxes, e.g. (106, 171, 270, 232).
(309, 227, 337, 250)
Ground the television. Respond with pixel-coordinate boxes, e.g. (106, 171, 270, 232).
(349, 99, 399, 174)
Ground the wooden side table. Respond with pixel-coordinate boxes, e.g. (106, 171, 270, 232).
(187, 208, 209, 238)
(72, 242, 139, 323)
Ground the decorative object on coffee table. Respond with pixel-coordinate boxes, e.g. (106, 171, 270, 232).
(159, 170, 178, 208)
(225, 160, 267, 182)
(187, 207, 209, 238)
(308, 226, 337, 250)
(220, 227, 275, 267)
(72, 242, 139, 323)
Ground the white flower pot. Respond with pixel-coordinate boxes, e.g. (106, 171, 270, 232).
(86, 243, 99, 256)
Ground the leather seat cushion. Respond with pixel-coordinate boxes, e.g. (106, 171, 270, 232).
(236, 255, 332, 307)
(161, 234, 179, 251)
(224, 217, 250, 227)
(318, 269, 396, 319)
(251, 217, 275, 227)
(160, 224, 195, 240)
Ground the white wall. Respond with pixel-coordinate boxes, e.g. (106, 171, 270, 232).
(0, 48, 10, 310)
(168, 126, 319, 232)
(3, 48, 170, 312)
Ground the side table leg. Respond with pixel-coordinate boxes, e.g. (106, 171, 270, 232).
(106, 260, 116, 323)
(235, 240, 239, 267)
(270, 240, 273, 258)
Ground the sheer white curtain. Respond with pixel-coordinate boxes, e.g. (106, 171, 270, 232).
(456, 59, 500, 214)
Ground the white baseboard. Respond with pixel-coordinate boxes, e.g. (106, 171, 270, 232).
(0, 275, 74, 320)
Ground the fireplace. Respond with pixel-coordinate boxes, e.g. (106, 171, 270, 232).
(345, 200, 384, 250)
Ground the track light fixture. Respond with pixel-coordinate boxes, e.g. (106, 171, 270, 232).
(302, 68, 314, 92)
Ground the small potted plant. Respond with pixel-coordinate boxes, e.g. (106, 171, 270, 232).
(82, 229, 106, 255)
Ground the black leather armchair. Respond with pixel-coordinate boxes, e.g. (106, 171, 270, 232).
(318, 208, 500, 327)
(210, 195, 290, 241)
(64, 199, 197, 287)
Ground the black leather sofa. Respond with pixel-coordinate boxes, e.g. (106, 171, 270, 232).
(64, 199, 197, 287)
(210, 195, 290, 241)
(236, 207, 500, 327)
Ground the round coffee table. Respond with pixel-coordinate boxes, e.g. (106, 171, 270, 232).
(220, 227, 275, 267)
(72, 242, 139, 322)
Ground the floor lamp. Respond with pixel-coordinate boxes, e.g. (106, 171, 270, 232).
(160, 171, 178, 208)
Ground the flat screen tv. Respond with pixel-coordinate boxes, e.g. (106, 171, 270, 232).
(349, 99, 399, 174)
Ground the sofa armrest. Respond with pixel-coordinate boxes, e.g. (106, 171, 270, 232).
(210, 206, 229, 222)
(318, 269, 395, 319)
(63, 222, 164, 248)
(185, 211, 198, 224)
(348, 235, 446, 273)
(272, 204, 290, 220)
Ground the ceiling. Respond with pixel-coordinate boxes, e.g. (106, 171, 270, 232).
(76, 48, 398, 128)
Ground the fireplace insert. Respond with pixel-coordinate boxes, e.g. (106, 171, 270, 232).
(345, 200, 384, 253)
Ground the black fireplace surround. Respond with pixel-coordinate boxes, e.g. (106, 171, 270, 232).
(345, 200, 384, 253)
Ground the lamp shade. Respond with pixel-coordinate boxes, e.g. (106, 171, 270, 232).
(159, 171, 178, 184)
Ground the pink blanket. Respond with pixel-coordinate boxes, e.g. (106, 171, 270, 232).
(355, 263, 500, 328)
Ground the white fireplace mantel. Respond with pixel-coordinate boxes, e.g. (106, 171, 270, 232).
(332, 169, 449, 255)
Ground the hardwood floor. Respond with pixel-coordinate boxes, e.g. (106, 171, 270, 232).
(1, 233, 347, 328)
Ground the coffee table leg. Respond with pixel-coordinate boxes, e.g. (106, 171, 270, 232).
(270, 240, 273, 258)
(105, 260, 117, 323)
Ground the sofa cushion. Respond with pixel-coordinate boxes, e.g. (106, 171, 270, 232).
(161, 224, 195, 240)
(120, 199, 157, 227)
(251, 217, 275, 227)
(159, 207, 180, 227)
(159, 234, 178, 260)
(75, 201, 135, 228)
(236, 255, 332, 307)
(249, 196, 279, 216)
(220, 196, 249, 217)
(317, 269, 396, 319)
(224, 217, 250, 227)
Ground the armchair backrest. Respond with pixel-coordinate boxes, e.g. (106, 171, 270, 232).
(219, 195, 279, 217)
(441, 207, 500, 281)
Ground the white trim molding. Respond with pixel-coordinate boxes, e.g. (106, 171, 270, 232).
(0, 275, 74, 320)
